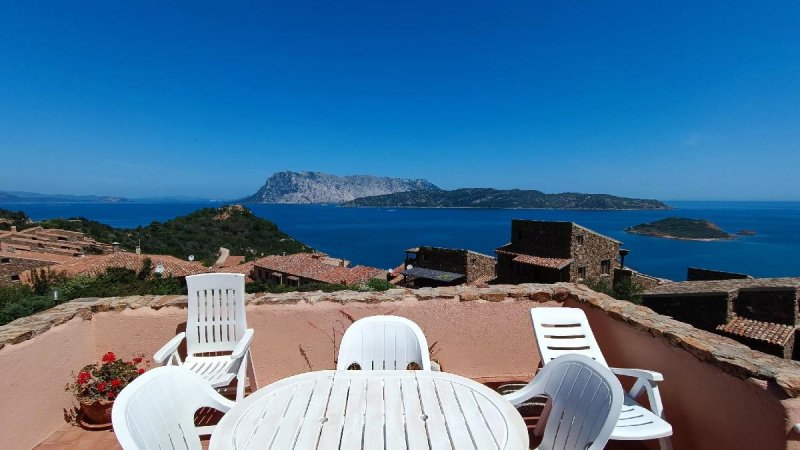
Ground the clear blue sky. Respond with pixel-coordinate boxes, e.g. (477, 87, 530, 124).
(1, 1, 798, 200)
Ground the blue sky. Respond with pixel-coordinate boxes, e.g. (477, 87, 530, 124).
(0, 1, 798, 200)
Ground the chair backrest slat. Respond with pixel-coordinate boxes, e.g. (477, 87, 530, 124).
(337, 315, 432, 371)
(113, 366, 232, 450)
(186, 273, 246, 355)
(531, 307, 608, 366)
(533, 355, 623, 450)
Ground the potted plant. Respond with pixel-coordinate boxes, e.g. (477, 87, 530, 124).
(66, 352, 149, 425)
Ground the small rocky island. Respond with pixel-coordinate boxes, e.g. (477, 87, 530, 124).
(626, 217, 735, 240)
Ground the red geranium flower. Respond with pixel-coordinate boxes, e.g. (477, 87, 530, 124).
(138, 368, 145, 375)
(97, 382, 107, 392)
(111, 379, 121, 388)
(77, 371, 91, 384)
(101, 352, 116, 363)
(132, 356, 143, 364)
(107, 391, 116, 400)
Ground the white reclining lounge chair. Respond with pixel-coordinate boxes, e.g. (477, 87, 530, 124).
(337, 315, 432, 371)
(154, 273, 257, 402)
(113, 366, 236, 449)
(504, 354, 624, 450)
(518, 307, 673, 450)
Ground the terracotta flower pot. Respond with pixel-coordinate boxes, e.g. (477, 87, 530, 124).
(80, 400, 114, 425)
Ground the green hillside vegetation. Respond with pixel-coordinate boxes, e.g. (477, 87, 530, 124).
(626, 217, 733, 240)
(342, 188, 669, 210)
(0, 209, 32, 230)
(0, 205, 312, 264)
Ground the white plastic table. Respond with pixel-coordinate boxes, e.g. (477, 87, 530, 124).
(210, 370, 529, 450)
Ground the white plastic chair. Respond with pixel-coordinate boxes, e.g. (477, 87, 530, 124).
(337, 315, 432, 371)
(154, 273, 257, 402)
(505, 354, 624, 450)
(112, 366, 236, 449)
(529, 307, 673, 450)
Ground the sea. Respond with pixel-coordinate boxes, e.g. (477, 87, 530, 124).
(2, 201, 799, 282)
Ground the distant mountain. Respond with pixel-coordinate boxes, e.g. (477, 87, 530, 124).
(342, 188, 670, 210)
(0, 191, 131, 203)
(242, 171, 440, 204)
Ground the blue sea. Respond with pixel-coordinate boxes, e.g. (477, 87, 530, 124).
(3, 201, 799, 281)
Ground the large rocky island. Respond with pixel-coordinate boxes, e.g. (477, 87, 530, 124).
(243, 171, 439, 204)
(626, 217, 734, 240)
(342, 188, 669, 210)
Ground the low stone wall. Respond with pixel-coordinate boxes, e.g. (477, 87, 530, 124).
(2, 283, 800, 449)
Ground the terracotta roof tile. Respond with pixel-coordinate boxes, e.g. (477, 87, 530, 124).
(213, 260, 256, 282)
(42, 252, 209, 279)
(717, 316, 795, 346)
(219, 255, 245, 268)
(0, 249, 78, 264)
(254, 253, 383, 285)
(495, 245, 573, 270)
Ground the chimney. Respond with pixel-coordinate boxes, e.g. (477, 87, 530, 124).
(10, 226, 16, 233)
(135, 245, 141, 255)
(112, 242, 120, 253)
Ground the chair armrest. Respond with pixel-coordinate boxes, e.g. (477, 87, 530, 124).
(207, 392, 237, 413)
(610, 367, 664, 382)
(231, 329, 254, 360)
(154, 332, 186, 364)
(503, 378, 544, 406)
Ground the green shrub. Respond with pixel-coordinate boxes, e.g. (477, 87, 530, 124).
(363, 278, 392, 292)
(583, 277, 644, 304)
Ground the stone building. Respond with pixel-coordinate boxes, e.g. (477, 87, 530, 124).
(252, 253, 385, 287)
(401, 246, 496, 287)
(642, 277, 800, 359)
(495, 220, 620, 284)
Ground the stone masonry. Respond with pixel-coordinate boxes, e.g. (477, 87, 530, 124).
(3, 283, 800, 398)
(405, 246, 496, 285)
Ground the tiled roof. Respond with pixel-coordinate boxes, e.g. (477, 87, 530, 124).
(213, 260, 256, 282)
(403, 267, 464, 283)
(496, 245, 573, 270)
(643, 277, 800, 297)
(41, 252, 209, 278)
(0, 249, 78, 264)
(512, 254, 573, 270)
(717, 316, 795, 346)
(218, 255, 245, 268)
(254, 253, 383, 285)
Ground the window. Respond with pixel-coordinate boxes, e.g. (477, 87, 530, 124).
(575, 234, 585, 245)
(11, 274, 20, 282)
(601, 260, 611, 275)
(577, 266, 587, 279)
(0, 258, 10, 264)
(57, 236, 67, 241)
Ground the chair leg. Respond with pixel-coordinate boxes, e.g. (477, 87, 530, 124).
(246, 351, 259, 392)
(658, 437, 674, 450)
(534, 399, 552, 437)
(236, 356, 248, 401)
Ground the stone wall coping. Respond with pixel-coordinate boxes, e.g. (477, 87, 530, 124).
(2, 283, 800, 397)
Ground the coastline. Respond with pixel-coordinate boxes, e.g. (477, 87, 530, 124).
(625, 230, 735, 241)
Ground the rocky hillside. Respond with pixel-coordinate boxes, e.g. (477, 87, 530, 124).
(242, 171, 439, 204)
(342, 188, 670, 210)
